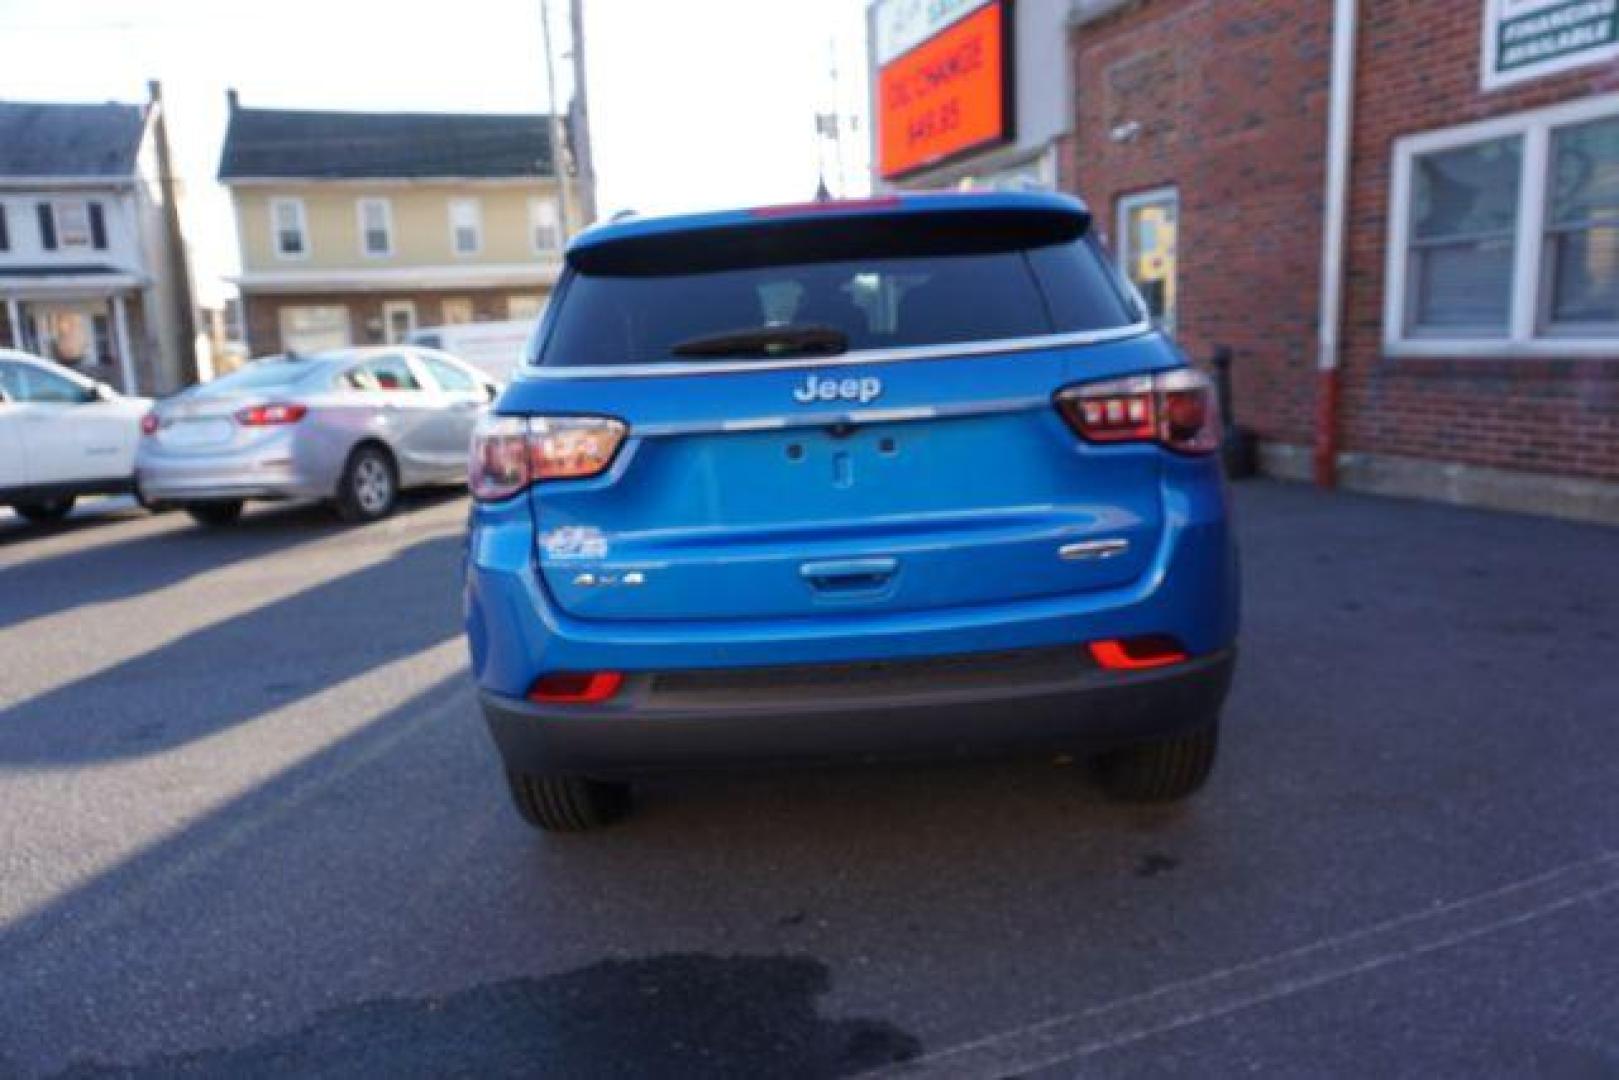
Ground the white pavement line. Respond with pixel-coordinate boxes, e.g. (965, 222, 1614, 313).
(880, 852, 1619, 1078)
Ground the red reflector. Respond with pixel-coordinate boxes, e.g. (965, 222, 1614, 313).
(1088, 636, 1188, 671)
(235, 403, 308, 426)
(527, 672, 624, 704)
(140, 413, 160, 436)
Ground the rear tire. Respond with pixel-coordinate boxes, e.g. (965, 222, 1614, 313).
(506, 771, 631, 832)
(13, 498, 75, 524)
(1096, 719, 1219, 803)
(335, 444, 399, 524)
(185, 501, 245, 527)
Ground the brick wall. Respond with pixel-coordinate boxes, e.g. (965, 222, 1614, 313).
(243, 287, 548, 355)
(1066, 0, 1331, 448)
(1342, 0, 1619, 482)
(1068, 0, 1619, 484)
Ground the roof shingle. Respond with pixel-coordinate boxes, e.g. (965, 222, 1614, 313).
(0, 102, 148, 178)
(218, 106, 556, 181)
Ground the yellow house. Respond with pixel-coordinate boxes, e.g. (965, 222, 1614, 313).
(219, 93, 582, 355)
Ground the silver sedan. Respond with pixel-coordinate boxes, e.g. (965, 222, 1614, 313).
(136, 346, 498, 526)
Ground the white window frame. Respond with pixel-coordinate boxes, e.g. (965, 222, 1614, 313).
(269, 197, 309, 261)
(529, 197, 563, 255)
(1115, 186, 1180, 334)
(448, 197, 483, 256)
(356, 197, 393, 258)
(1386, 91, 1619, 359)
(381, 299, 417, 343)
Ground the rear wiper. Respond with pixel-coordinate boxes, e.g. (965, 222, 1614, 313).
(671, 324, 849, 359)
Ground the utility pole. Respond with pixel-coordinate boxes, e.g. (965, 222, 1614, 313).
(568, 0, 598, 225)
(540, 0, 575, 243)
(147, 80, 199, 387)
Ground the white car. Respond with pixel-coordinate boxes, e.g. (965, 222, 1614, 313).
(0, 349, 151, 524)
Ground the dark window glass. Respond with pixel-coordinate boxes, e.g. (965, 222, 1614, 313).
(541, 239, 1138, 367)
(0, 205, 9, 252)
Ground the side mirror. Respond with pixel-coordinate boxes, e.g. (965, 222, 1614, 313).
(484, 383, 499, 403)
(90, 382, 117, 403)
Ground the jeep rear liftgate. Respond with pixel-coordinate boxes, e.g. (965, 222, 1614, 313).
(511, 197, 1164, 624)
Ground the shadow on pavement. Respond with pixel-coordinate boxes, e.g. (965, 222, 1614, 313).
(60, 954, 920, 1079)
(0, 489, 465, 636)
(0, 528, 463, 766)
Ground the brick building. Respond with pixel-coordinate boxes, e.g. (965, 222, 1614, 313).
(1066, 0, 1619, 522)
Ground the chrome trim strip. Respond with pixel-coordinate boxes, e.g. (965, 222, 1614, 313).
(1059, 539, 1131, 562)
(633, 396, 1044, 438)
(517, 322, 1155, 380)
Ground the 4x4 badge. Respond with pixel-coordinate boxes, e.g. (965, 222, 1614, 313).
(793, 374, 882, 405)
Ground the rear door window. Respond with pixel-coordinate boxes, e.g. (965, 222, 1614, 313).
(540, 237, 1141, 368)
(342, 355, 423, 392)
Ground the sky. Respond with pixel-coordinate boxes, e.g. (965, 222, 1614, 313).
(0, 0, 872, 299)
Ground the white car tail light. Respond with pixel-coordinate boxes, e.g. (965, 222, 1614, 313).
(1056, 369, 1221, 455)
(470, 415, 627, 501)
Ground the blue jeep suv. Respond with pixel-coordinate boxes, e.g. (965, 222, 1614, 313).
(464, 192, 1239, 831)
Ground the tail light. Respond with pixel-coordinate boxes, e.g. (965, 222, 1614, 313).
(235, 403, 307, 427)
(1056, 369, 1220, 455)
(1088, 636, 1189, 671)
(140, 413, 160, 436)
(528, 671, 624, 704)
(470, 415, 626, 501)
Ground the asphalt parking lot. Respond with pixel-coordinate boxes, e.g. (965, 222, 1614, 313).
(1, 481, 1616, 1078)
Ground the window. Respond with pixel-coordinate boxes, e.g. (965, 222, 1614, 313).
(1408, 138, 1521, 334)
(442, 298, 475, 325)
(508, 295, 545, 321)
(1116, 188, 1179, 335)
(541, 237, 1140, 368)
(0, 205, 9, 252)
(1546, 116, 1619, 332)
(0, 361, 91, 403)
(270, 197, 308, 259)
(88, 203, 107, 250)
(449, 198, 482, 255)
(1388, 94, 1619, 356)
(381, 300, 416, 343)
(278, 305, 349, 353)
(419, 354, 479, 393)
(55, 202, 90, 249)
(529, 198, 562, 254)
(342, 354, 423, 392)
(357, 198, 393, 257)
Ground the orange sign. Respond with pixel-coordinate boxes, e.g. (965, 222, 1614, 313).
(877, 1, 1010, 180)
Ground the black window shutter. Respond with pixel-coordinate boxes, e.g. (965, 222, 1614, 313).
(0, 206, 9, 252)
(89, 203, 107, 250)
(37, 203, 56, 250)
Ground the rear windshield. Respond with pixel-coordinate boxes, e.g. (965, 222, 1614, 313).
(537, 237, 1143, 368)
(197, 360, 327, 394)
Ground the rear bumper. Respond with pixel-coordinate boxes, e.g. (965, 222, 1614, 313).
(481, 648, 1235, 776)
(135, 455, 332, 502)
